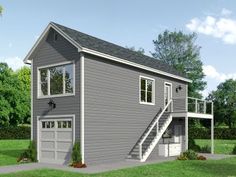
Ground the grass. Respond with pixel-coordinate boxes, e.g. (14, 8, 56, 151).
(195, 139, 236, 154)
(0, 158, 236, 177)
(0, 140, 29, 166)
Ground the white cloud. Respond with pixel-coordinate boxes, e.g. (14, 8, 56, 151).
(0, 56, 25, 71)
(203, 65, 236, 82)
(221, 8, 232, 16)
(186, 8, 236, 44)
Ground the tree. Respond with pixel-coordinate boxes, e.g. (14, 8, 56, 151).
(126, 46, 145, 55)
(16, 66, 31, 124)
(0, 5, 3, 15)
(0, 63, 30, 127)
(151, 30, 206, 98)
(208, 79, 236, 128)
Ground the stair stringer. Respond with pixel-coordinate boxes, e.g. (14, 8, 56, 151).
(140, 115, 172, 162)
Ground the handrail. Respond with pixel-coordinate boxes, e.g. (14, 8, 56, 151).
(139, 99, 172, 159)
(172, 97, 213, 115)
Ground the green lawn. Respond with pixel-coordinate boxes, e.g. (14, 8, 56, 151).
(0, 140, 29, 166)
(0, 158, 236, 177)
(195, 139, 236, 154)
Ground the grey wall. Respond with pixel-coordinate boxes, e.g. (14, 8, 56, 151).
(84, 54, 187, 165)
(32, 29, 80, 141)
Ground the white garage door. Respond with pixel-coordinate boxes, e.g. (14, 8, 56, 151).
(39, 118, 73, 164)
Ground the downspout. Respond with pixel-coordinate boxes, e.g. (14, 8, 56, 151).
(80, 53, 85, 164)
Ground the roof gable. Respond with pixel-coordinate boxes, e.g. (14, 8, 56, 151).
(24, 22, 191, 83)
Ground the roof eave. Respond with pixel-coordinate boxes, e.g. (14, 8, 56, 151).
(23, 22, 192, 83)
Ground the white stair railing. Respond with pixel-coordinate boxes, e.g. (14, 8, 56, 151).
(139, 99, 172, 161)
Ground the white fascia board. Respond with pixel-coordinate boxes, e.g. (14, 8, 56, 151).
(81, 48, 192, 83)
(23, 23, 82, 64)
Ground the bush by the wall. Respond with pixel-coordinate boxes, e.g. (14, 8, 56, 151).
(200, 145, 211, 153)
(189, 128, 236, 139)
(232, 145, 236, 154)
(18, 140, 37, 163)
(0, 126, 30, 139)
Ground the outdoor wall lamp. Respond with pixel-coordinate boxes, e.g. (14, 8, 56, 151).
(48, 99, 56, 109)
(176, 85, 182, 93)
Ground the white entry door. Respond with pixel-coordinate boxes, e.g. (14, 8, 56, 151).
(164, 83, 172, 111)
(39, 118, 73, 164)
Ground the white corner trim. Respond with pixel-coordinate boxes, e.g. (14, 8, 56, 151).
(139, 75, 155, 105)
(80, 53, 85, 164)
(82, 48, 192, 83)
(31, 60, 33, 140)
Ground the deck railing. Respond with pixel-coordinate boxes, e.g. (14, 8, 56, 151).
(172, 97, 213, 115)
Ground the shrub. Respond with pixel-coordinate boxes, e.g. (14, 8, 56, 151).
(71, 141, 82, 163)
(189, 128, 236, 139)
(232, 145, 236, 154)
(0, 126, 30, 139)
(18, 140, 37, 163)
(200, 145, 211, 153)
(188, 137, 201, 152)
(182, 150, 198, 160)
(177, 154, 188, 160)
(197, 155, 207, 160)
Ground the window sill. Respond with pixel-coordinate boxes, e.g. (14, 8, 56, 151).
(139, 102, 155, 106)
(37, 93, 75, 99)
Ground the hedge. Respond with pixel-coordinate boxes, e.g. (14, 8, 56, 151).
(189, 128, 236, 139)
(0, 126, 30, 139)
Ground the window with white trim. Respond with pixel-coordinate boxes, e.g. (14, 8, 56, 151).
(38, 63, 74, 97)
(140, 76, 155, 104)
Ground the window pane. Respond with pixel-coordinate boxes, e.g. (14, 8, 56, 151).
(141, 79, 146, 90)
(141, 90, 146, 102)
(65, 65, 73, 93)
(68, 121, 72, 128)
(40, 69, 47, 82)
(147, 80, 152, 92)
(41, 82, 48, 96)
(147, 91, 152, 103)
(58, 121, 61, 128)
(50, 66, 63, 95)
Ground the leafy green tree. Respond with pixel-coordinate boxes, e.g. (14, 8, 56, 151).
(0, 63, 30, 127)
(0, 5, 3, 15)
(16, 66, 31, 124)
(208, 79, 236, 128)
(126, 46, 145, 55)
(152, 30, 206, 98)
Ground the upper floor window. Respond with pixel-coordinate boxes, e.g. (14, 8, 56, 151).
(38, 63, 74, 98)
(140, 76, 155, 105)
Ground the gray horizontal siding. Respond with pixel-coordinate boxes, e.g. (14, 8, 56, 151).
(84, 54, 187, 165)
(32, 29, 80, 143)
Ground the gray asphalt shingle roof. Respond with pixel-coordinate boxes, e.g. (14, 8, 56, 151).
(52, 22, 188, 79)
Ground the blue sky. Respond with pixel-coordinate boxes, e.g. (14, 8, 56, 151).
(1, 0, 236, 97)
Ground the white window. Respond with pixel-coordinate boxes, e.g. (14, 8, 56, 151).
(38, 63, 74, 98)
(42, 121, 55, 129)
(140, 76, 155, 105)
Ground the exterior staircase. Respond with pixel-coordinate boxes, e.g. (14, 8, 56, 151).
(127, 100, 173, 162)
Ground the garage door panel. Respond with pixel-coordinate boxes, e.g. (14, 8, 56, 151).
(57, 142, 72, 150)
(57, 151, 71, 160)
(41, 131, 55, 139)
(57, 131, 72, 140)
(41, 150, 55, 159)
(41, 141, 55, 149)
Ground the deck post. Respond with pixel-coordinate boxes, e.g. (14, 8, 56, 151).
(185, 116, 188, 150)
(211, 118, 214, 154)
